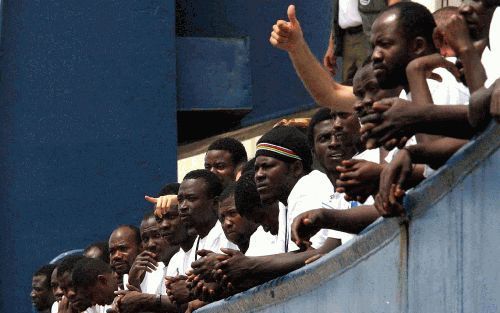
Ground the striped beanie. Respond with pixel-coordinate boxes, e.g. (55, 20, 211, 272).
(256, 126, 312, 171)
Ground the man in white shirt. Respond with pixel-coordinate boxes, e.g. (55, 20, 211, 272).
(326, 0, 370, 80)
(234, 171, 282, 256)
(212, 126, 343, 292)
(127, 212, 178, 295)
(165, 169, 237, 306)
(108, 225, 141, 290)
(216, 183, 258, 254)
(204, 137, 248, 188)
(56, 255, 93, 312)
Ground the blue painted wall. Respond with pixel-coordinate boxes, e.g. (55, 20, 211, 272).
(0, 1, 177, 312)
(175, 0, 333, 126)
(198, 123, 500, 313)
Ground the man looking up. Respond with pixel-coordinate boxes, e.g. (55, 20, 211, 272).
(31, 264, 56, 313)
(204, 137, 248, 188)
(108, 225, 141, 289)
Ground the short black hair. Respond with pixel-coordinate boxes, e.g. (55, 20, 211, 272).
(112, 225, 141, 246)
(219, 183, 236, 203)
(57, 255, 85, 278)
(234, 171, 262, 216)
(158, 182, 180, 197)
(183, 169, 223, 199)
(72, 257, 112, 289)
(387, 2, 436, 49)
(207, 137, 248, 166)
(307, 108, 332, 147)
(83, 241, 110, 264)
(240, 158, 256, 176)
(34, 264, 57, 288)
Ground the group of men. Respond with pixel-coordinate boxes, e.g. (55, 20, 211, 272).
(32, 0, 499, 312)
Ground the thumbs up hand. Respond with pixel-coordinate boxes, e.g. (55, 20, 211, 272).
(270, 5, 304, 52)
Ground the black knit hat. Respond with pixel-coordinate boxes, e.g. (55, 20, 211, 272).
(256, 126, 312, 172)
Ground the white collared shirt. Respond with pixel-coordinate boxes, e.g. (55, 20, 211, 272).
(139, 261, 166, 295)
(245, 226, 282, 256)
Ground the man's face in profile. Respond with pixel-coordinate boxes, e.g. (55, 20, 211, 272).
(50, 268, 64, 302)
(31, 274, 54, 312)
(205, 150, 237, 187)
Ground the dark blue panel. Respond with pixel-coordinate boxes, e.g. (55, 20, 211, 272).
(175, 0, 332, 125)
(0, 1, 176, 312)
(177, 37, 251, 111)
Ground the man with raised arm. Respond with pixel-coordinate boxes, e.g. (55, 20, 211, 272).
(270, 5, 358, 112)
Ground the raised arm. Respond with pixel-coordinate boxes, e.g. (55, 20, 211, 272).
(269, 5, 357, 112)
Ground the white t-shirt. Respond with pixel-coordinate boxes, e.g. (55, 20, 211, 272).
(165, 247, 193, 277)
(245, 226, 282, 256)
(400, 66, 469, 105)
(484, 7, 500, 88)
(51, 301, 58, 313)
(385, 67, 470, 164)
(139, 261, 166, 295)
(85, 305, 111, 313)
(166, 221, 238, 276)
(353, 147, 380, 164)
(338, 0, 363, 29)
(278, 170, 363, 252)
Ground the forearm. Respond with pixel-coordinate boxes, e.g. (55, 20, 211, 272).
(415, 105, 474, 138)
(322, 205, 380, 234)
(457, 46, 486, 93)
(136, 293, 181, 312)
(407, 138, 467, 169)
(468, 84, 494, 130)
(250, 247, 326, 280)
(288, 40, 356, 112)
(406, 68, 433, 106)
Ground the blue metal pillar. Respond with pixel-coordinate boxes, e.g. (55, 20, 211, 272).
(0, 1, 177, 311)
